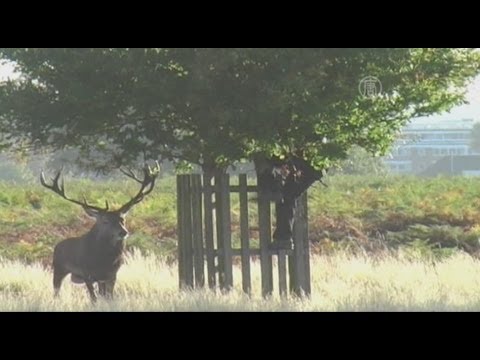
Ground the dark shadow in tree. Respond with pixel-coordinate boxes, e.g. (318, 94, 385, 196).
(255, 156, 325, 250)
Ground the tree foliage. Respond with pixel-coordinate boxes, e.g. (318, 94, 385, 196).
(1, 48, 479, 173)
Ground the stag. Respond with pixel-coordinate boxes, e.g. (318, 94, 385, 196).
(40, 163, 160, 302)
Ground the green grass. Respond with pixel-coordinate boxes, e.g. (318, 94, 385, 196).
(2, 174, 480, 263)
(307, 174, 480, 255)
(2, 250, 480, 311)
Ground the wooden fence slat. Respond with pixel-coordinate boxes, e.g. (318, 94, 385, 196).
(183, 175, 194, 288)
(202, 185, 258, 193)
(258, 188, 273, 298)
(215, 174, 225, 289)
(210, 248, 293, 257)
(177, 176, 185, 289)
(191, 175, 205, 288)
(288, 252, 296, 294)
(301, 192, 311, 296)
(227, 185, 258, 193)
(219, 174, 233, 290)
(203, 175, 216, 289)
(278, 250, 287, 297)
(292, 193, 307, 296)
(239, 174, 251, 295)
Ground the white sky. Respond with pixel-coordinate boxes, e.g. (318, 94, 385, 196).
(414, 76, 480, 123)
(1, 61, 480, 123)
(0, 61, 15, 80)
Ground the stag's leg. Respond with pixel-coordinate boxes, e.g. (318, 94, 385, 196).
(105, 277, 116, 299)
(85, 282, 97, 303)
(98, 277, 117, 299)
(98, 282, 106, 297)
(53, 265, 68, 298)
(98, 279, 114, 299)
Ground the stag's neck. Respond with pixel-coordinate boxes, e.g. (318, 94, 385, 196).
(85, 225, 102, 242)
(84, 226, 124, 254)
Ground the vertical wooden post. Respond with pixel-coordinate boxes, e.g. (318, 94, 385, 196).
(291, 192, 309, 297)
(177, 176, 185, 289)
(218, 174, 233, 291)
(183, 176, 194, 289)
(191, 175, 205, 288)
(258, 189, 273, 298)
(203, 174, 216, 289)
(301, 192, 311, 296)
(288, 251, 296, 294)
(215, 175, 225, 289)
(177, 175, 194, 289)
(278, 250, 288, 297)
(239, 174, 251, 295)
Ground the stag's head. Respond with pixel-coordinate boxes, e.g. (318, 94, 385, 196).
(40, 162, 160, 245)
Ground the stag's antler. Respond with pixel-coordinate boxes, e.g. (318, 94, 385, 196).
(40, 170, 109, 212)
(117, 161, 160, 214)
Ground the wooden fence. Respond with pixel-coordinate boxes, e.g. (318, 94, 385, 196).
(177, 174, 310, 297)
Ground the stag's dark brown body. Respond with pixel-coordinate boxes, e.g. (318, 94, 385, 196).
(52, 223, 126, 300)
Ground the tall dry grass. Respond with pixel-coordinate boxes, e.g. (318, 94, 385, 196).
(1, 250, 480, 311)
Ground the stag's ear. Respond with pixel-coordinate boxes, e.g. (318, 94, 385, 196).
(83, 206, 100, 218)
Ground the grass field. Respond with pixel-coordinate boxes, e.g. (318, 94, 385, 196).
(2, 174, 480, 263)
(1, 250, 480, 311)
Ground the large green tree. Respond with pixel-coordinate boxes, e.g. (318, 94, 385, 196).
(2, 48, 479, 247)
(2, 48, 479, 172)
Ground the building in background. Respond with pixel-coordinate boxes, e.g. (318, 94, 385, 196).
(384, 118, 478, 174)
(419, 155, 480, 177)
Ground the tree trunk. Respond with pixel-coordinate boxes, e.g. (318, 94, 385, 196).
(254, 155, 323, 250)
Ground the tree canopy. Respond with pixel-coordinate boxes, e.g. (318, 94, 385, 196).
(1, 48, 479, 173)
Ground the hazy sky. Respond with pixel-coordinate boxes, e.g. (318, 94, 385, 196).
(415, 75, 480, 123)
(0, 61, 14, 80)
(1, 61, 480, 123)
